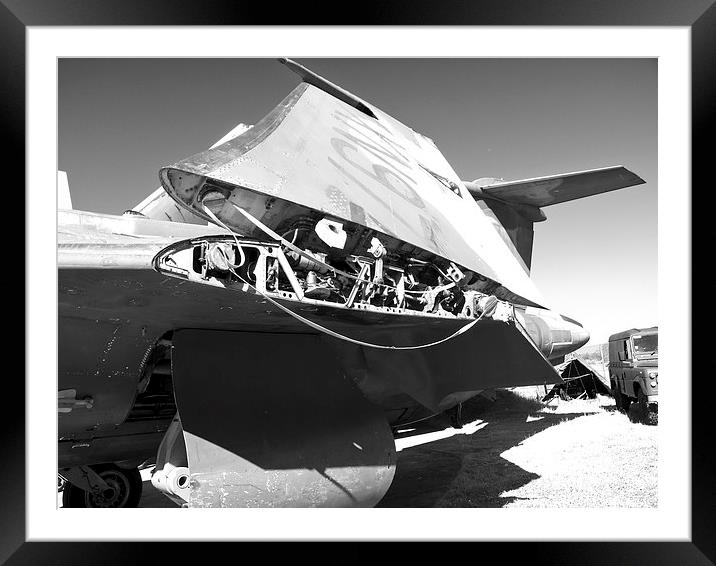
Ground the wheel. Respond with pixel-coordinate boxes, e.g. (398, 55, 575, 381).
(611, 381, 622, 410)
(612, 382, 629, 412)
(637, 389, 658, 425)
(621, 390, 632, 412)
(62, 464, 143, 508)
(448, 403, 464, 429)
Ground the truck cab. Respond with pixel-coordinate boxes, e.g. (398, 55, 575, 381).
(608, 326, 658, 424)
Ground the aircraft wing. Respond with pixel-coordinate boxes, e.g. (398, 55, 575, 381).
(59, 209, 559, 426)
(160, 60, 546, 307)
(473, 166, 645, 208)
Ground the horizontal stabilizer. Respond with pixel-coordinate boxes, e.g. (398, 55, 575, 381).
(469, 166, 645, 208)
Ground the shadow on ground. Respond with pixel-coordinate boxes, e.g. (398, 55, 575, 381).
(377, 390, 595, 507)
(137, 390, 613, 508)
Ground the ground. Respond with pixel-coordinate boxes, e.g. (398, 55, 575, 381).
(59, 388, 658, 508)
(379, 388, 657, 508)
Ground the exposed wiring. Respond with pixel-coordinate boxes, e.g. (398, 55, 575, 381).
(202, 204, 247, 268)
(216, 246, 488, 350)
(200, 199, 494, 349)
(201, 195, 455, 297)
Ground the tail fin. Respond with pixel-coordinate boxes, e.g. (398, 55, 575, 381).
(464, 166, 645, 271)
(58, 170, 72, 210)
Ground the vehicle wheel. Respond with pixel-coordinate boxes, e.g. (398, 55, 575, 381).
(62, 464, 143, 508)
(637, 389, 658, 425)
(612, 383, 630, 413)
(621, 391, 632, 413)
(611, 382, 623, 411)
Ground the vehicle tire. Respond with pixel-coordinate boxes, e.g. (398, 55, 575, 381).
(611, 381, 623, 411)
(62, 464, 143, 508)
(637, 389, 658, 426)
(621, 390, 632, 413)
(612, 382, 631, 413)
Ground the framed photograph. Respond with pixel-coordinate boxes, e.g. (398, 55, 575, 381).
(11, 0, 707, 563)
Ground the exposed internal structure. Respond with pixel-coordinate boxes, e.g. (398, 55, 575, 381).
(154, 231, 512, 328)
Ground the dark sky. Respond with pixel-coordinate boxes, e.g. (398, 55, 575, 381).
(58, 58, 657, 343)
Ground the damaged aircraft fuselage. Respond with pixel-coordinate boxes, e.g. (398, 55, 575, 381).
(58, 58, 644, 508)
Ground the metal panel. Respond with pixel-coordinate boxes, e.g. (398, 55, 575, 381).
(160, 83, 546, 307)
(172, 330, 396, 507)
(328, 318, 561, 413)
(477, 166, 645, 208)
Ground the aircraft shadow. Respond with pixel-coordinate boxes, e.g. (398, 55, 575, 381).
(139, 390, 604, 508)
(378, 390, 589, 508)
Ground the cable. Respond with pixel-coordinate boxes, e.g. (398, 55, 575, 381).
(226, 256, 488, 350)
(202, 197, 491, 349)
(202, 204, 247, 268)
(202, 195, 455, 296)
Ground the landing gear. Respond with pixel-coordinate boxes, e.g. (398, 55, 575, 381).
(448, 402, 464, 429)
(61, 464, 143, 508)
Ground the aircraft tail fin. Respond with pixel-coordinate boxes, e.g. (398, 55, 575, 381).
(463, 166, 646, 271)
(58, 170, 72, 210)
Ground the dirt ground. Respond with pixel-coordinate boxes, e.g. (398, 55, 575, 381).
(378, 388, 657, 508)
(64, 387, 657, 508)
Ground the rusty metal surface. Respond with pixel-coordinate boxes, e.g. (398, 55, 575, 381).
(172, 330, 396, 507)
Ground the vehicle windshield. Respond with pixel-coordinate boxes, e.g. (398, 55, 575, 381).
(632, 333, 658, 357)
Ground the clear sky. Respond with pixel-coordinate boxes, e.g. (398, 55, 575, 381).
(58, 58, 657, 345)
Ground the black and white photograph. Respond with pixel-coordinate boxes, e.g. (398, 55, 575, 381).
(11, 14, 703, 561)
(56, 56, 658, 510)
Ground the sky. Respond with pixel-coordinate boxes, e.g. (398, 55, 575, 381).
(58, 58, 657, 345)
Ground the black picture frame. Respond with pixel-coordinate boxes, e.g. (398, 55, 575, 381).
(8, 1, 705, 563)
